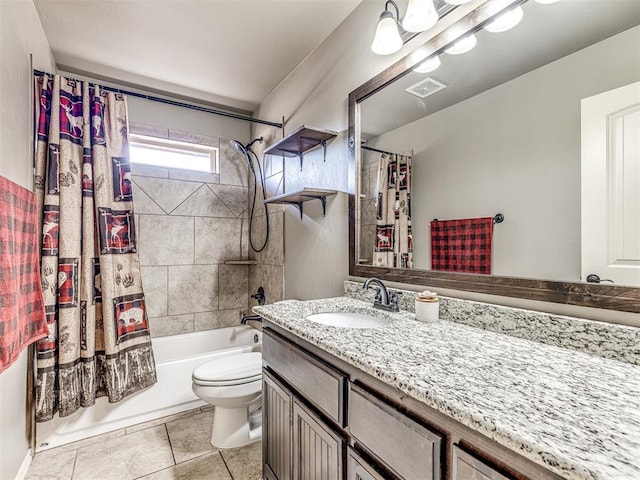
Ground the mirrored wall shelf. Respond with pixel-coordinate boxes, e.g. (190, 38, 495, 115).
(264, 188, 338, 220)
(263, 125, 338, 170)
(223, 260, 258, 265)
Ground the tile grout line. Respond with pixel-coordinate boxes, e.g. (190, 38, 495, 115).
(69, 448, 79, 480)
(218, 450, 235, 480)
(164, 423, 177, 467)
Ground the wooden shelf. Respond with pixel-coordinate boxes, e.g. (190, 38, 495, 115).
(264, 188, 338, 219)
(224, 260, 258, 265)
(264, 125, 338, 170)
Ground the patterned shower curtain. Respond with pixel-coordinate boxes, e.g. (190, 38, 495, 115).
(33, 74, 157, 422)
(373, 153, 413, 268)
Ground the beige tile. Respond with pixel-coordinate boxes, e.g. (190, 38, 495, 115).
(171, 185, 235, 218)
(136, 451, 231, 480)
(208, 184, 248, 218)
(26, 447, 77, 480)
(254, 212, 284, 267)
(129, 123, 169, 139)
(130, 163, 170, 179)
(218, 309, 242, 328)
(219, 265, 249, 310)
(169, 169, 220, 184)
(149, 314, 195, 338)
(200, 405, 214, 413)
(165, 410, 216, 464)
(139, 216, 194, 266)
(132, 180, 165, 215)
(134, 177, 202, 214)
(141, 266, 168, 317)
(73, 425, 173, 480)
(168, 265, 218, 315)
(220, 139, 249, 187)
(220, 442, 262, 480)
(249, 265, 284, 304)
(168, 130, 220, 148)
(194, 311, 218, 331)
(194, 218, 242, 264)
(49, 427, 127, 454)
(125, 408, 201, 435)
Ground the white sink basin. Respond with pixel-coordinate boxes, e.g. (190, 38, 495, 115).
(305, 312, 392, 329)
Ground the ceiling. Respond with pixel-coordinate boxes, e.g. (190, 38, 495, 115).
(361, 0, 640, 138)
(34, 0, 362, 112)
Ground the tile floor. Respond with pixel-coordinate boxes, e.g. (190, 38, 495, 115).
(26, 406, 262, 480)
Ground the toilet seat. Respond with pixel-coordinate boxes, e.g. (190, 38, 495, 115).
(192, 352, 262, 387)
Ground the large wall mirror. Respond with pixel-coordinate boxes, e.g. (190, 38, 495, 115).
(348, 0, 640, 313)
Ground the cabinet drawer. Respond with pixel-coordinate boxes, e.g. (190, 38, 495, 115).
(263, 331, 345, 425)
(347, 449, 389, 480)
(349, 384, 442, 480)
(452, 446, 513, 480)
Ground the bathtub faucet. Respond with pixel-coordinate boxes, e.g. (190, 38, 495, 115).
(241, 314, 262, 325)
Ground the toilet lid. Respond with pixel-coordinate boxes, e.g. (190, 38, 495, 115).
(192, 352, 262, 384)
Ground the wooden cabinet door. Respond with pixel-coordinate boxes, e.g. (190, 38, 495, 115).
(263, 370, 293, 480)
(292, 399, 343, 480)
(452, 446, 513, 480)
(347, 449, 388, 480)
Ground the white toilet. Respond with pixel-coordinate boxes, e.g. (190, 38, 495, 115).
(192, 351, 263, 449)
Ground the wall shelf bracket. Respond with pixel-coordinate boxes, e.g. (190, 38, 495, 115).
(264, 188, 338, 220)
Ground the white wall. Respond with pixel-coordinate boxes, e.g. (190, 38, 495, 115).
(0, 1, 56, 478)
(256, 1, 639, 324)
(368, 26, 640, 282)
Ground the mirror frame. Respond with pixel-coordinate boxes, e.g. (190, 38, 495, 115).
(348, 0, 640, 314)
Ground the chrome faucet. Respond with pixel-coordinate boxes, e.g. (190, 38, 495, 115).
(362, 278, 402, 312)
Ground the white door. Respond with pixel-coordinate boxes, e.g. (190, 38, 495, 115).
(581, 81, 640, 286)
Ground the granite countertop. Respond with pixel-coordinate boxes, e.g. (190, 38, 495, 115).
(254, 297, 640, 480)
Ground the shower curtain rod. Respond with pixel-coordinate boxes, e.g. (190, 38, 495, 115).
(361, 145, 400, 156)
(33, 69, 283, 129)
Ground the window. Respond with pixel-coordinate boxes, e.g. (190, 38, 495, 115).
(129, 134, 218, 173)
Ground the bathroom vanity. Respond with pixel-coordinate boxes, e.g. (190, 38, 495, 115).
(255, 297, 640, 480)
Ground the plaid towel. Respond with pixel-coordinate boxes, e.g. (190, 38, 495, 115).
(0, 175, 48, 373)
(431, 217, 494, 274)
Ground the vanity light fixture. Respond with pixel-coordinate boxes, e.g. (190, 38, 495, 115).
(371, 1, 404, 55)
(372, 0, 441, 55)
(444, 0, 473, 5)
(413, 55, 441, 73)
(484, 5, 524, 33)
(444, 34, 477, 54)
(403, 0, 439, 32)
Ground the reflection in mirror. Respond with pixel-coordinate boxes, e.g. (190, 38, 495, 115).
(358, 0, 640, 287)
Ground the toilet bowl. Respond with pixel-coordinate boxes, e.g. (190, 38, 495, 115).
(192, 351, 262, 449)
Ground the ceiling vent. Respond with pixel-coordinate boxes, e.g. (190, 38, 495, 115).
(405, 77, 446, 99)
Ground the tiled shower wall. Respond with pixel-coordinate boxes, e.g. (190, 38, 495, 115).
(247, 125, 285, 305)
(130, 124, 252, 337)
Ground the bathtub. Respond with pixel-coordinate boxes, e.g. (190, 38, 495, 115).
(35, 326, 262, 451)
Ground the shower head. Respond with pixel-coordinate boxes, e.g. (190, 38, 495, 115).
(230, 139, 247, 155)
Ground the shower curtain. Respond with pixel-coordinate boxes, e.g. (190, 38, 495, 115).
(34, 74, 157, 422)
(373, 152, 413, 268)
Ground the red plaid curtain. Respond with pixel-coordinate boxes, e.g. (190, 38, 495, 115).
(372, 153, 412, 268)
(33, 74, 156, 422)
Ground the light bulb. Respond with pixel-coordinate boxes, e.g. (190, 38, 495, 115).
(413, 56, 441, 73)
(371, 11, 403, 55)
(444, 34, 477, 55)
(402, 0, 439, 33)
(444, 0, 473, 5)
(484, 6, 524, 33)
